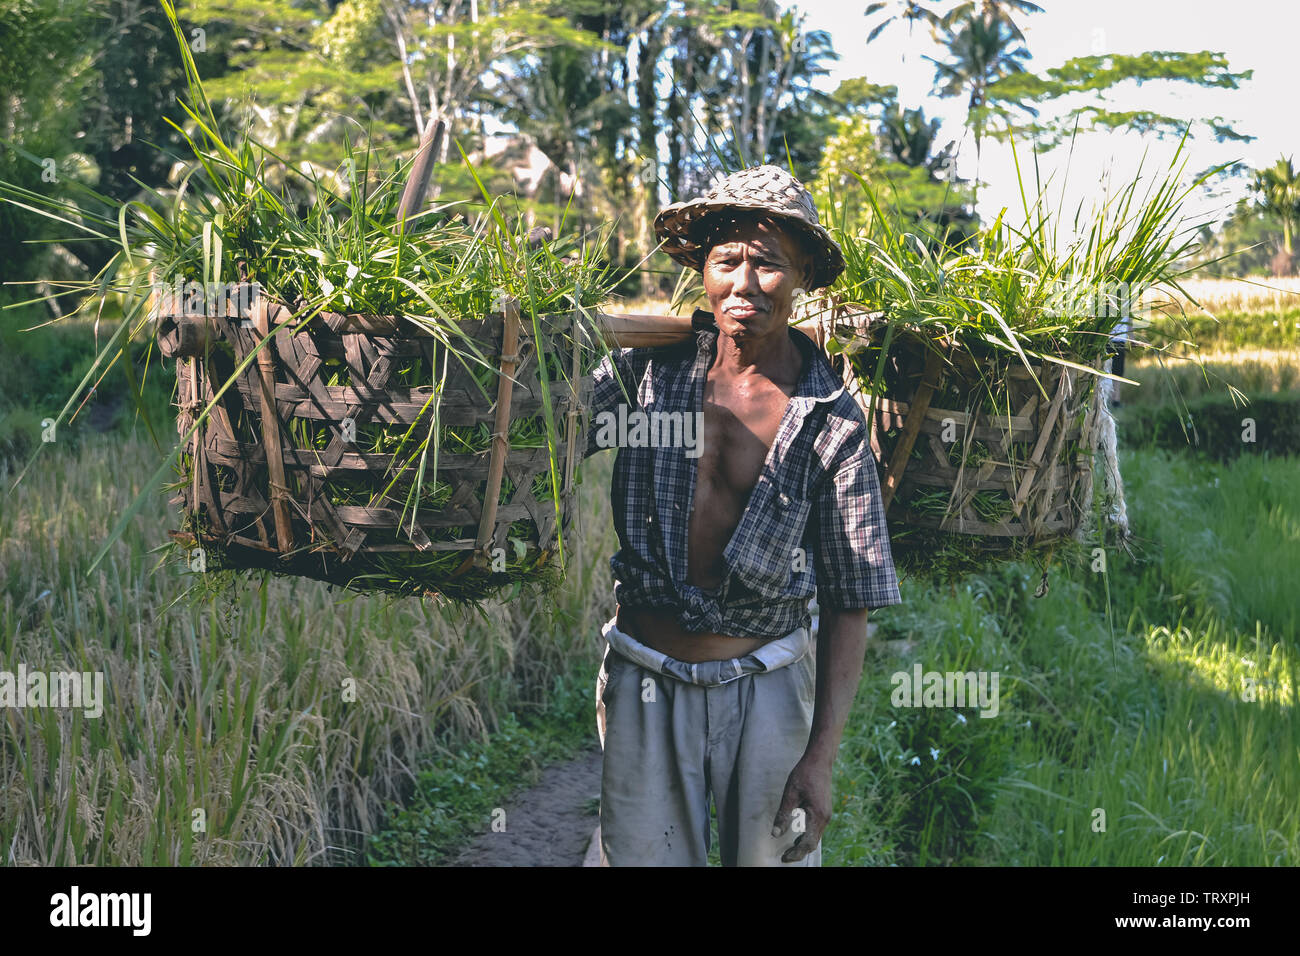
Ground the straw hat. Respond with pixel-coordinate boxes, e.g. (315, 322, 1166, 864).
(654, 164, 845, 290)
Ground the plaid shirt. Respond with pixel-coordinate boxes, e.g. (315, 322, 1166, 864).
(585, 312, 902, 639)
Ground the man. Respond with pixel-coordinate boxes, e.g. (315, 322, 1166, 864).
(585, 165, 902, 866)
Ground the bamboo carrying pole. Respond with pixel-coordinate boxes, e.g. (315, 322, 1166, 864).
(594, 312, 693, 346)
(166, 309, 733, 355)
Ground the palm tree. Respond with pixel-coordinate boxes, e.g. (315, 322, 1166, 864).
(926, 9, 1030, 201)
(1252, 156, 1300, 275)
(881, 103, 955, 175)
(863, 1, 948, 53)
(939, 0, 1043, 43)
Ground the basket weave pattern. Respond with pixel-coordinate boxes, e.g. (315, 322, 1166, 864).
(155, 284, 590, 590)
(826, 312, 1105, 543)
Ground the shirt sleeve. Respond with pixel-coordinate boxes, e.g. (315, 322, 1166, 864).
(810, 425, 903, 611)
(584, 347, 649, 459)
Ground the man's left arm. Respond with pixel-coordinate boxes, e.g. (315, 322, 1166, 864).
(772, 606, 869, 862)
(772, 427, 902, 863)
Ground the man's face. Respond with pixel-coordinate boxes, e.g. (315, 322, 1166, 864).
(702, 216, 810, 343)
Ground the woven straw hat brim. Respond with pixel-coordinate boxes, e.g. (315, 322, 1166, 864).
(654, 197, 845, 291)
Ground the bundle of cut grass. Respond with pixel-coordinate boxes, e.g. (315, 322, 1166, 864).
(1, 2, 619, 604)
(810, 140, 1221, 580)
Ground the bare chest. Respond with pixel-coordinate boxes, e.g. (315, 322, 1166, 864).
(685, 370, 796, 586)
(699, 375, 790, 493)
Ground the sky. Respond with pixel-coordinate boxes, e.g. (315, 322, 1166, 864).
(791, 0, 1296, 235)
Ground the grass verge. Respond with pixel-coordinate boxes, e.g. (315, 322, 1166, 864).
(821, 446, 1298, 865)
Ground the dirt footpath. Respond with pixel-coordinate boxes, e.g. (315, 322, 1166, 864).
(450, 748, 603, 867)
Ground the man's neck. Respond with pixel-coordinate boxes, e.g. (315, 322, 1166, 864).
(712, 322, 803, 386)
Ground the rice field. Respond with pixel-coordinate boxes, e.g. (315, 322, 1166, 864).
(1170, 276, 1300, 315)
(1125, 348, 1300, 406)
(0, 430, 617, 865)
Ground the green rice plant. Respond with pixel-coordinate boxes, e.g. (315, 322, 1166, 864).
(947, 438, 993, 469)
(1119, 390, 1300, 462)
(978, 447, 1300, 865)
(970, 490, 1012, 524)
(822, 134, 1226, 424)
(907, 488, 954, 521)
(0, 1, 625, 605)
(899, 453, 1008, 523)
(820, 564, 1022, 865)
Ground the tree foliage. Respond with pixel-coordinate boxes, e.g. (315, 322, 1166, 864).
(925, 6, 1029, 199)
(985, 51, 1254, 148)
(0, 0, 1273, 312)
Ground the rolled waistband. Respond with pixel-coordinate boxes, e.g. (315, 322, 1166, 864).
(601, 616, 810, 687)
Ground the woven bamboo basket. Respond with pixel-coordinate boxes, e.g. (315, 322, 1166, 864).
(807, 306, 1107, 551)
(153, 281, 599, 598)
